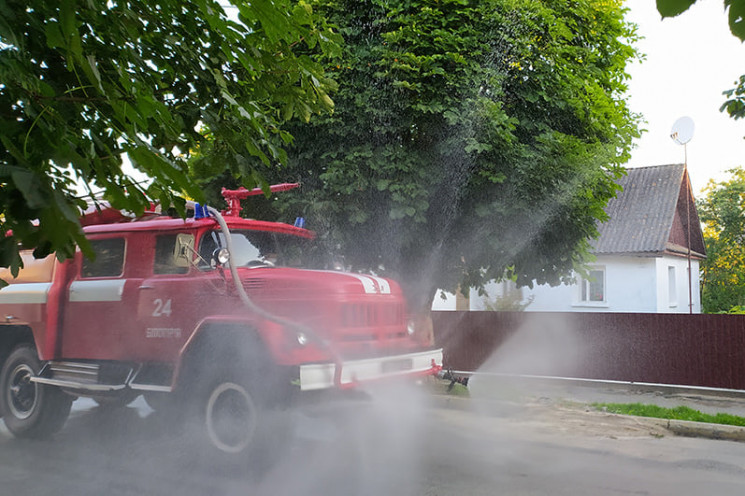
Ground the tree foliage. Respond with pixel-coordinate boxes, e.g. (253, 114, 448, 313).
(697, 167, 745, 313)
(0, 0, 340, 279)
(228, 0, 641, 311)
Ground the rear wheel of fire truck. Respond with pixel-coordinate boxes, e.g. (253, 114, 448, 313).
(0, 344, 73, 438)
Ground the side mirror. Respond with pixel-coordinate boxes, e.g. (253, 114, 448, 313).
(173, 234, 195, 267)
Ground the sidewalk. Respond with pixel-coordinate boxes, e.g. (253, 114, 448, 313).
(431, 373, 745, 442)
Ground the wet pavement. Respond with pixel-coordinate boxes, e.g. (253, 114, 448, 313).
(2, 379, 745, 495)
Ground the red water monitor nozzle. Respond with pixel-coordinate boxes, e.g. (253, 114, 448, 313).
(221, 183, 299, 217)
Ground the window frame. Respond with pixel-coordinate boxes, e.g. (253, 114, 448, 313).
(81, 237, 127, 279)
(668, 265, 678, 308)
(578, 266, 606, 305)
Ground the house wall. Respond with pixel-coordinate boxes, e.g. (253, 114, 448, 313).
(655, 255, 701, 313)
(432, 290, 457, 311)
(431, 254, 702, 314)
(514, 255, 659, 313)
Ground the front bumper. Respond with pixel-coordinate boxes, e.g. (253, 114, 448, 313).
(299, 348, 443, 391)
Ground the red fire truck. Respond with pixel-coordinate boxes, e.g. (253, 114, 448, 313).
(0, 184, 442, 454)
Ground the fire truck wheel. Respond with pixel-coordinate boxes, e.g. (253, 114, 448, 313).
(191, 375, 292, 474)
(202, 379, 259, 455)
(0, 344, 73, 438)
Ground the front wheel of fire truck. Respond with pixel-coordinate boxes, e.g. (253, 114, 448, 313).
(203, 378, 259, 454)
(188, 366, 292, 474)
(0, 344, 73, 438)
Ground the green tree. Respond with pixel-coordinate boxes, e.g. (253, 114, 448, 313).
(697, 167, 745, 313)
(222, 0, 641, 312)
(0, 0, 340, 279)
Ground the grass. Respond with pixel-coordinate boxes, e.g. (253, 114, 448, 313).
(445, 381, 470, 397)
(592, 402, 745, 427)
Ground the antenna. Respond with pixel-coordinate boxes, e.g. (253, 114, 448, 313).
(670, 116, 695, 315)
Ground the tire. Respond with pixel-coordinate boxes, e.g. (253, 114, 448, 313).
(176, 330, 291, 468)
(186, 372, 291, 475)
(0, 344, 73, 438)
(202, 377, 260, 454)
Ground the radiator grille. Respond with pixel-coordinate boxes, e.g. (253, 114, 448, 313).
(340, 302, 405, 328)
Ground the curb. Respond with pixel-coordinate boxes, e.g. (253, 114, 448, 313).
(663, 418, 745, 442)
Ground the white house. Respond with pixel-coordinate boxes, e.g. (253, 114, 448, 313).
(433, 164, 707, 313)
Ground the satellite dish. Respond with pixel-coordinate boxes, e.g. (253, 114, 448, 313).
(670, 116, 695, 145)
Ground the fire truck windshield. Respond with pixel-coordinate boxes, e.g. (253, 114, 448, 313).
(198, 229, 315, 269)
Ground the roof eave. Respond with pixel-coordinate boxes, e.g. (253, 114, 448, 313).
(664, 242, 707, 260)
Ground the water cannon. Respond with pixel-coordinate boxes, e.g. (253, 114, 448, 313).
(221, 183, 300, 217)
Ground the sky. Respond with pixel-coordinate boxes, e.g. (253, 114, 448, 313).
(623, 0, 745, 195)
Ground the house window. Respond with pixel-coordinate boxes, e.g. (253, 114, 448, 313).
(579, 268, 605, 303)
(668, 266, 677, 307)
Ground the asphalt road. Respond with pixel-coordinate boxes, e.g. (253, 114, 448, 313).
(1, 381, 745, 495)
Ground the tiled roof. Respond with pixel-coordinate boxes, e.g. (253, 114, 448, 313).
(593, 164, 690, 255)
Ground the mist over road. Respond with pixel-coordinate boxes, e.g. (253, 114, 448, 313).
(1, 383, 744, 495)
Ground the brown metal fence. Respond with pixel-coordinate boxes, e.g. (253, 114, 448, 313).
(432, 311, 745, 390)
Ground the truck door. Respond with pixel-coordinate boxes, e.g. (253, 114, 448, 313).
(60, 235, 144, 360)
(131, 232, 227, 362)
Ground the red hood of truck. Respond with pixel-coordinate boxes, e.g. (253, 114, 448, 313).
(235, 267, 401, 297)
(233, 267, 413, 358)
